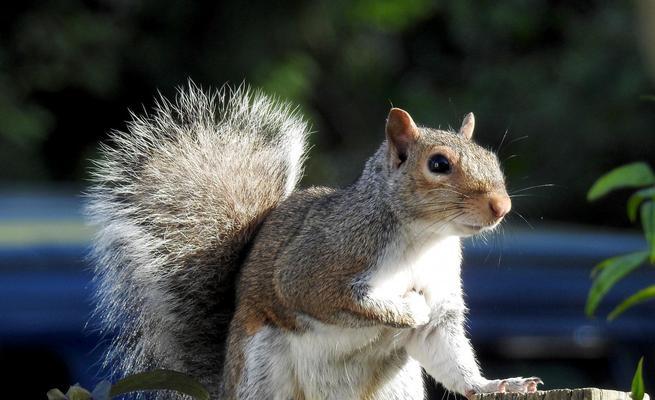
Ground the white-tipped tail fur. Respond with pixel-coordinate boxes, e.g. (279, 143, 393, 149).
(85, 82, 309, 393)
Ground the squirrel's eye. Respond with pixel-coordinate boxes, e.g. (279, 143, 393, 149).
(428, 154, 451, 174)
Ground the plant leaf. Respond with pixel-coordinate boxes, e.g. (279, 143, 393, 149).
(46, 389, 68, 400)
(65, 385, 92, 400)
(110, 370, 209, 400)
(608, 285, 655, 320)
(641, 201, 655, 263)
(628, 187, 655, 222)
(631, 357, 645, 400)
(587, 162, 655, 201)
(585, 251, 649, 317)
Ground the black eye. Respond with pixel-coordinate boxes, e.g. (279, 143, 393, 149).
(428, 154, 451, 174)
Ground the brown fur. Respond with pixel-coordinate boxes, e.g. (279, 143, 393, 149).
(219, 110, 510, 397)
(88, 84, 511, 399)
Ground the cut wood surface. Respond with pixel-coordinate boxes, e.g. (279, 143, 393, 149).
(476, 388, 650, 400)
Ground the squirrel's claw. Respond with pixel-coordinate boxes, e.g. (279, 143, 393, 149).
(499, 377, 543, 393)
(471, 377, 544, 398)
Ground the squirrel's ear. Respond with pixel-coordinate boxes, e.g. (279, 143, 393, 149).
(458, 112, 475, 140)
(386, 108, 419, 167)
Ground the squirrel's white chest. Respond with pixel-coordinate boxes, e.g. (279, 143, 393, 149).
(367, 234, 463, 307)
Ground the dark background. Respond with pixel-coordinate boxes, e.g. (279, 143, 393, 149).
(1, 0, 654, 398)
(2, 0, 655, 226)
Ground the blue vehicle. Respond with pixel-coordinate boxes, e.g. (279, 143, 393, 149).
(1, 193, 653, 398)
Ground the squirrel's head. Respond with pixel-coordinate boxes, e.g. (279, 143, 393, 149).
(383, 108, 510, 237)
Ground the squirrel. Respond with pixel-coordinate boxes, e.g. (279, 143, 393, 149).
(86, 83, 543, 399)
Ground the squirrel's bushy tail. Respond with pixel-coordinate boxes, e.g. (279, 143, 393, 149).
(86, 83, 309, 392)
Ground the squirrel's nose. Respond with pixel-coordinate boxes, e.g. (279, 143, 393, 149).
(488, 193, 511, 219)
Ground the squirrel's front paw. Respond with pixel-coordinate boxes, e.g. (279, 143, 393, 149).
(403, 290, 431, 327)
(467, 377, 544, 399)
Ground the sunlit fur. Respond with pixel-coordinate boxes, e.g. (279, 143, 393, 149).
(86, 83, 309, 397)
(87, 84, 541, 399)
(219, 117, 538, 397)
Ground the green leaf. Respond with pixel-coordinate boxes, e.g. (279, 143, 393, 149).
(631, 357, 645, 400)
(46, 389, 68, 400)
(608, 285, 655, 320)
(587, 162, 655, 201)
(110, 370, 209, 400)
(585, 251, 649, 317)
(642, 201, 655, 263)
(66, 385, 92, 400)
(627, 187, 655, 222)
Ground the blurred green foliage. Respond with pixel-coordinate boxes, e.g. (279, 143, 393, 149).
(1, 0, 654, 226)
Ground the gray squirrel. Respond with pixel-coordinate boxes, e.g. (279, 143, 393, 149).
(87, 83, 543, 399)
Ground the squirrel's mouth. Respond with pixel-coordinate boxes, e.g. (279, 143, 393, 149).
(458, 221, 499, 234)
(460, 223, 484, 231)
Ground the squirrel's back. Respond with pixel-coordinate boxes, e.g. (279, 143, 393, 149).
(85, 83, 309, 393)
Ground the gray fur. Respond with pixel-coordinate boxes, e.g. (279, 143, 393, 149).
(87, 87, 541, 399)
(85, 82, 309, 395)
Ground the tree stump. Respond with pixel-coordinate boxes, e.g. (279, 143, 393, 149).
(476, 389, 650, 400)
